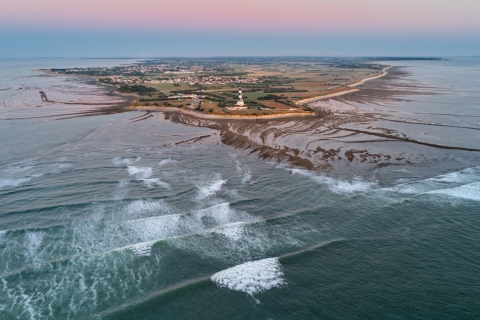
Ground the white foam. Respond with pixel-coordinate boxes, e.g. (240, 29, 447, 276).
(127, 241, 156, 256)
(0, 230, 6, 239)
(26, 231, 44, 268)
(427, 182, 480, 202)
(112, 156, 142, 166)
(51, 163, 72, 170)
(196, 179, 227, 200)
(211, 257, 285, 296)
(214, 223, 246, 241)
(128, 166, 169, 188)
(0, 177, 32, 189)
(125, 214, 182, 241)
(2, 165, 33, 174)
(122, 202, 254, 249)
(123, 199, 171, 219)
(384, 183, 433, 195)
(230, 156, 254, 185)
(158, 159, 177, 167)
(290, 169, 376, 194)
(128, 166, 152, 179)
(143, 178, 170, 189)
(381, 167, 480, 195)
(427, 167, 479, 183)
(241, 171, 252, 184)
(0, 174, 42, 190)
(193, 202, 252, 225)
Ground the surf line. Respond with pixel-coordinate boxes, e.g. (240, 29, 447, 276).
(2, 205, 330, 279)
(101, 238, 346, 318)
(112, 205, 322, 256)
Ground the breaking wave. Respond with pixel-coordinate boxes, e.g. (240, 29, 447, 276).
(158, 159, 177, 167)
(289, 168, 377, 194)
(211, 257, 285, 296)
(427, 166, 480, 184)
(381, 166, 480, 196)
(128, 166, 152, 179)
(196, 178, 227, 200)
(213, 222, 246, 241)
(122, 199, 173, 220)
(0, 174, 43, 190)
(127, 166, 170, 189)
(112, 156, 142, 166)
(427, 182, 480, 202)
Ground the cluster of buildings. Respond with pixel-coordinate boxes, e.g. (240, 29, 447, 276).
(109, 75, 261, 86)
(119, 63, 204, 74)
(176, 75, 261, 85)
(52, 63, 205, 77)
(168, 94, 205, 101)
(111, 77, 141, 84)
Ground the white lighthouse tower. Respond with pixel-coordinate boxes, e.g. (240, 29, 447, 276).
(236, 87, 245, 107)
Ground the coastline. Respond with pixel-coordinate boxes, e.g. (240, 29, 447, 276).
(296, 66, 391, 106)
(125, 106, 316, 120)
(295, 88, 360, 105)
(347, 66, 392, 87)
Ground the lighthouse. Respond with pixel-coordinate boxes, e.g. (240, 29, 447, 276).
(226, 87, 248, 110)
(236, 87, 245, 106)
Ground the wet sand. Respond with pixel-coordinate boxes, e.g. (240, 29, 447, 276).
(159, 67, 480, 174)
(34, 66, 480, 174)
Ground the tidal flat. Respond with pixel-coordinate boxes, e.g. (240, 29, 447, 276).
(1, 57, 479, 319)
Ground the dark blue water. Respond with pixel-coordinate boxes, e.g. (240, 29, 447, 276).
(0, 58, 479, 319)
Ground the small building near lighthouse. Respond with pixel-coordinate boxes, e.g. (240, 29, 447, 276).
(226, 87, 248, 110)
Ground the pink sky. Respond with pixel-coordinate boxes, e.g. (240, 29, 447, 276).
(2, 0, 479, 35)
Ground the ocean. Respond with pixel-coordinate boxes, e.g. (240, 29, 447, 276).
(0, 57, 479, 319)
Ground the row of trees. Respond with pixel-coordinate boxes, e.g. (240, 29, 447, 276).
(117, 85, 158, 95)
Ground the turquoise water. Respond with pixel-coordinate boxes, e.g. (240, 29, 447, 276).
(0, 58, 479, 319)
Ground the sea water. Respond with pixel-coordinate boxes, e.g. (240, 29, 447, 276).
(0, 57, 479, 319)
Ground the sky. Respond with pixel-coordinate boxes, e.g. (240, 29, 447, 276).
(1, 0, 479, 57)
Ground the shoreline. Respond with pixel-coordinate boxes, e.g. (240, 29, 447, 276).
(125, 106, 316, 120)
(296, 66, 391, 106)
(295, 88, 360, 105)
(348, 66, 392, 87)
